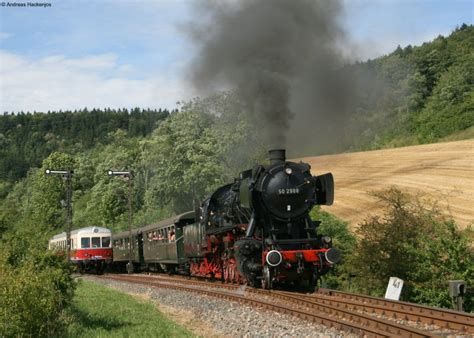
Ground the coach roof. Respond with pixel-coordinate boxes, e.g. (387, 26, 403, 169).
(138, 211, 195, 233)
(51, 226, 111, 240)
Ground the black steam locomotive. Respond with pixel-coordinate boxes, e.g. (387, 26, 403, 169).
(188, 149, 340, 290)
(111, 149, 340, 291)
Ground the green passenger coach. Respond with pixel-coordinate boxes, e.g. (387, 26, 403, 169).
(112, 229, 143, 271)
(139, 211, 195, 272)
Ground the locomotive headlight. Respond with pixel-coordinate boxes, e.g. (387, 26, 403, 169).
(266, 250, 283, 267)
(285, 167, 293, 175)
(322, 236, 332, 244)
(324, 248, 341, 265)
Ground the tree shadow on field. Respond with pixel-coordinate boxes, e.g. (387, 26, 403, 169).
(69, 305, 131, 332)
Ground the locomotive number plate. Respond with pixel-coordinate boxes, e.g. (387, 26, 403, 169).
(278, 188, 300, 195)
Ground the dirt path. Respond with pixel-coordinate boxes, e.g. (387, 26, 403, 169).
(299, 139, 473, 229)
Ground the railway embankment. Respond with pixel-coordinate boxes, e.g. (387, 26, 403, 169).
(82, 275, 350, 337)
(83, 274, 474, 337)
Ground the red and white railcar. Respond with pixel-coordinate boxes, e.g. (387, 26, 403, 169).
(49, 226, 112, 273)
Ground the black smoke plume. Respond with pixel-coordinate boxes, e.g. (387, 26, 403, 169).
(188, 0, 356, 156)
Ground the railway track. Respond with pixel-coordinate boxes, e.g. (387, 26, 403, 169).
(100, 274, 472, 336)
(315, 288, 474, 334)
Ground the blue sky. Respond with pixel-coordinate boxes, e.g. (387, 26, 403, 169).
(0, 0, 472, 113)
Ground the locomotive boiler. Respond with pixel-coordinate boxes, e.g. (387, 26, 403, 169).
(192, 149, 340, 290)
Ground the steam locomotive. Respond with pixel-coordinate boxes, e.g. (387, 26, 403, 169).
(112, 149, 340, 290)
(188, 149, 339, 290)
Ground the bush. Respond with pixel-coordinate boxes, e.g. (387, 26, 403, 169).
(0, 243, 76, 337)
(351, 187, 473, 311)
(311, 207, 357, 290)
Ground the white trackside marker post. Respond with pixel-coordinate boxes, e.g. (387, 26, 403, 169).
(385, 277, 404, 300)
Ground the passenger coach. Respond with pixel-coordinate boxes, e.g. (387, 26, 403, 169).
(112, 229, 143, 272)
(111, 211, 195, 273)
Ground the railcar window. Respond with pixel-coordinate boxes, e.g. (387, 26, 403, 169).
(102, 237, 111, 248)
(92, 237, 100, 248)
(169, 226, 175, 242)
(81, 237, 90, 248)
(158, 230, 163, 241)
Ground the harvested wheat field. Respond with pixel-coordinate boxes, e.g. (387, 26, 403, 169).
(299, 139, 474, 229)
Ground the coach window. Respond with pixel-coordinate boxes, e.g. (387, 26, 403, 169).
(102, 236, 111, 248)
(81, 237, 90, 248)
(91, 237, 100, 248)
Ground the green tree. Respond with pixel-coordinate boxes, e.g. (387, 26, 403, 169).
(143, 111, 226, 212)
(415, 53, 474, 141)
(30, 152, 76, 230)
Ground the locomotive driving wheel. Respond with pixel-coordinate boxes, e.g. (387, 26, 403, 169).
(261, 265, 273, 289)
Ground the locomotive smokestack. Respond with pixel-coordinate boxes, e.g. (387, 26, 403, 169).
(269, 149, 286, 164)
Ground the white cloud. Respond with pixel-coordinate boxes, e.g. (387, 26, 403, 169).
(0, 51, 195, 113)
(0, 32, 12, 41)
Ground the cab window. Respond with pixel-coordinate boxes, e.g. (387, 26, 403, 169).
(102, 236, 111, 248)
(81, 237, 90, 248)
(91, 237, 100, 248)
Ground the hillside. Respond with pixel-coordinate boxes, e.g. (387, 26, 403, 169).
(345, 24, 473, 151)
(301, 139, 474, 229)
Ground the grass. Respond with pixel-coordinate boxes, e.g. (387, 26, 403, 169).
(439, 125, 474, 142)
(67, 280, 193, 337)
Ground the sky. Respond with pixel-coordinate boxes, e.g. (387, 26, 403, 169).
(0, 0, 472, 113)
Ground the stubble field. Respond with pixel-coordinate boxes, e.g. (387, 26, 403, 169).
(300, 139, 474, 229)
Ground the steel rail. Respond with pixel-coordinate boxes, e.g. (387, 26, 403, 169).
(101, 274, 434, 337)
(104, 274, 470, 335)
(316, 288, 474, 334)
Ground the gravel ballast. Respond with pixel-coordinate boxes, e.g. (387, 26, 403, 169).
(80, 276, 352, 337)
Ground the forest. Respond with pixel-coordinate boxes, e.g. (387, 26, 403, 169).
(0, 25, 472, 335)
(345, 23, 473, 149)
